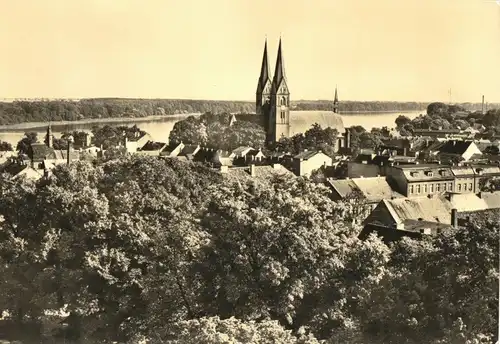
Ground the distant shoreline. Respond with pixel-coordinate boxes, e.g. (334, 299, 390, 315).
(0, 110, 423, 132)
(0, 113, 201, 131)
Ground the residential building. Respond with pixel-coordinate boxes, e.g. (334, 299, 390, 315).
(328, 176, 405, 209)
(220, 163, 295, 186)
(292, 150, 333, 177)
(124, 132, 153, 153)
(136, 141, 168, 156)
(386, 164, 455, 197)
(426, 140, 482, 162)
(362, 191, 500, 241)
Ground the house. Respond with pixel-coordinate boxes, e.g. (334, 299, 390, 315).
(292, 150, 333, 177)
(124, 132, 153, 153)
(178, 144, 201, 161)
(28, 143, 80, 168)
(136, 141, 168, 156)
(450, 166, 477, 193)
(362, 191, 500, 241)
(426, 140, 482, 162)
(0, 160, 44, 181)
(386, 164, 455, 197)
(246, 149, 266, 164)
(231, 146, 254, 159)
(328, 176, 405, 209)
(160, 142, 185, 158)
(412, 129, 468, 139)
(212, 150, 234, 167)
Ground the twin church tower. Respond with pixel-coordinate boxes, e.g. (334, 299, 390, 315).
(256, 38, 339, 142)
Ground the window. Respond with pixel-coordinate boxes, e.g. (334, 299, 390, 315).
(437, 183, 441, 192)
(469, 183, 473, 191)
(280, 111, 286, 122)
(448, 183, 453, 191)
(409, 185, 414, 194)
(463, 183, 467, 192)
(416, 185, 421, 194)
(281, 97, 287, 106)
(430, 184, 434, 193)
(424, 184, 428, 194)
(458, 184, 462, 192)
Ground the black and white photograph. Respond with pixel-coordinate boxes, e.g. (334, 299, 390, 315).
(0, 0, 499, 343)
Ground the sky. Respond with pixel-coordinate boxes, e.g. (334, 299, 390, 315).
(0, 0, 499, 102)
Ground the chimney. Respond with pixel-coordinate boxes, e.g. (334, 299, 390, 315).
(345, 129, 351, 148)
(220, 165, 228, 174)
(451, 208, 458, 228)
(85, 132, 92, 147)
(403, 147, 407, 156)
(249, 164, 256, 177)
(482, 95, 485, 115)
(272, 163, 280, 170)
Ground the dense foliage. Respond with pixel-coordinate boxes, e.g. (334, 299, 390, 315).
(0, 156, 497, 343)
(0, 140, 13, 151)
(395, 102, 500, 138)
(271, 124, 339, 157)
(169, 112, 266, 150)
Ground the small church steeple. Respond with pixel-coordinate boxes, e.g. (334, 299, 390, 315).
(333, 86, 339, 113)
(45, 123, 53, 148)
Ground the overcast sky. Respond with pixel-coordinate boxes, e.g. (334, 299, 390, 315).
(0, 0, 499, 102)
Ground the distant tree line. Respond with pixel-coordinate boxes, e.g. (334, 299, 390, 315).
(4, 99, 497, 126)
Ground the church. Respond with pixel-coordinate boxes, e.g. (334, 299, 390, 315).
(255, 38, 346, 148)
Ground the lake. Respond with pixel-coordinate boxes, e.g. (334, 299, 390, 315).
(0, 111, 423, 146)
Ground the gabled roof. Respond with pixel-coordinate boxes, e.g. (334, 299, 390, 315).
(231, 146, 254, 158)
(352, 177, 405, 203)
(247, 149, 265, 157)
(450, 166, 476, 177)
(180, 144, 200, 156)
(294, 150, 325, 160)
(431, 140, 475, 155)
(327, 178, 358, 198)
(395, 164, 454, 182)
(29, 143, 55, 161)
(140, 140, 167, 151)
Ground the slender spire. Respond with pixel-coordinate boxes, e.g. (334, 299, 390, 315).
(333, 86, 339, 113)
(272, 37, 287, 93)
(334, 86, 338, 102)
(46, 123, 53, 148)
(257, 38, 271, 90)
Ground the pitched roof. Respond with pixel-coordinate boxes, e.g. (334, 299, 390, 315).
(450, 166, 476, 177)
(431, 140, 474, 155)
(294, 150, 325, 160)
(395, 164, 454, 182)
(29, 143, 55, 161)
(271, 38, 287, 94)
(382, 196, 453, 224)
(327, 178, 358, 198)
(180, 144, 200, 156)
(352, 177, 405, 203)
(247, 149, 265, 157)
(140, 140, 167, 151)
(231, 146, 254, 157)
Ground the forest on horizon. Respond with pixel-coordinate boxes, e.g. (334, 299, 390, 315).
(1, 98, 497, 126)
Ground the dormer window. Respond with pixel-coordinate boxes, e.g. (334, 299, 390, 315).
(425, 171, 433, 177)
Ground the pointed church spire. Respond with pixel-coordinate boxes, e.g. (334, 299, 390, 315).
(272, 37, 287, 93)
(333, 86, 339, 114)
(257, 38, 271, 91)
(46, 123, 53, 148)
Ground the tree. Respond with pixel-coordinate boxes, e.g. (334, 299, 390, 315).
(484, 145, 499, 155)
(395, 115, 411, 129)
(482, 109, 500, 128)
(427, 102, 449, 115)
(16, 132, 38, 155)
(0, 140, 13, 151)
(157, 316, 320, 344)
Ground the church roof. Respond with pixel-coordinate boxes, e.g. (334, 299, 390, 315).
(289, 111, 345, 135)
